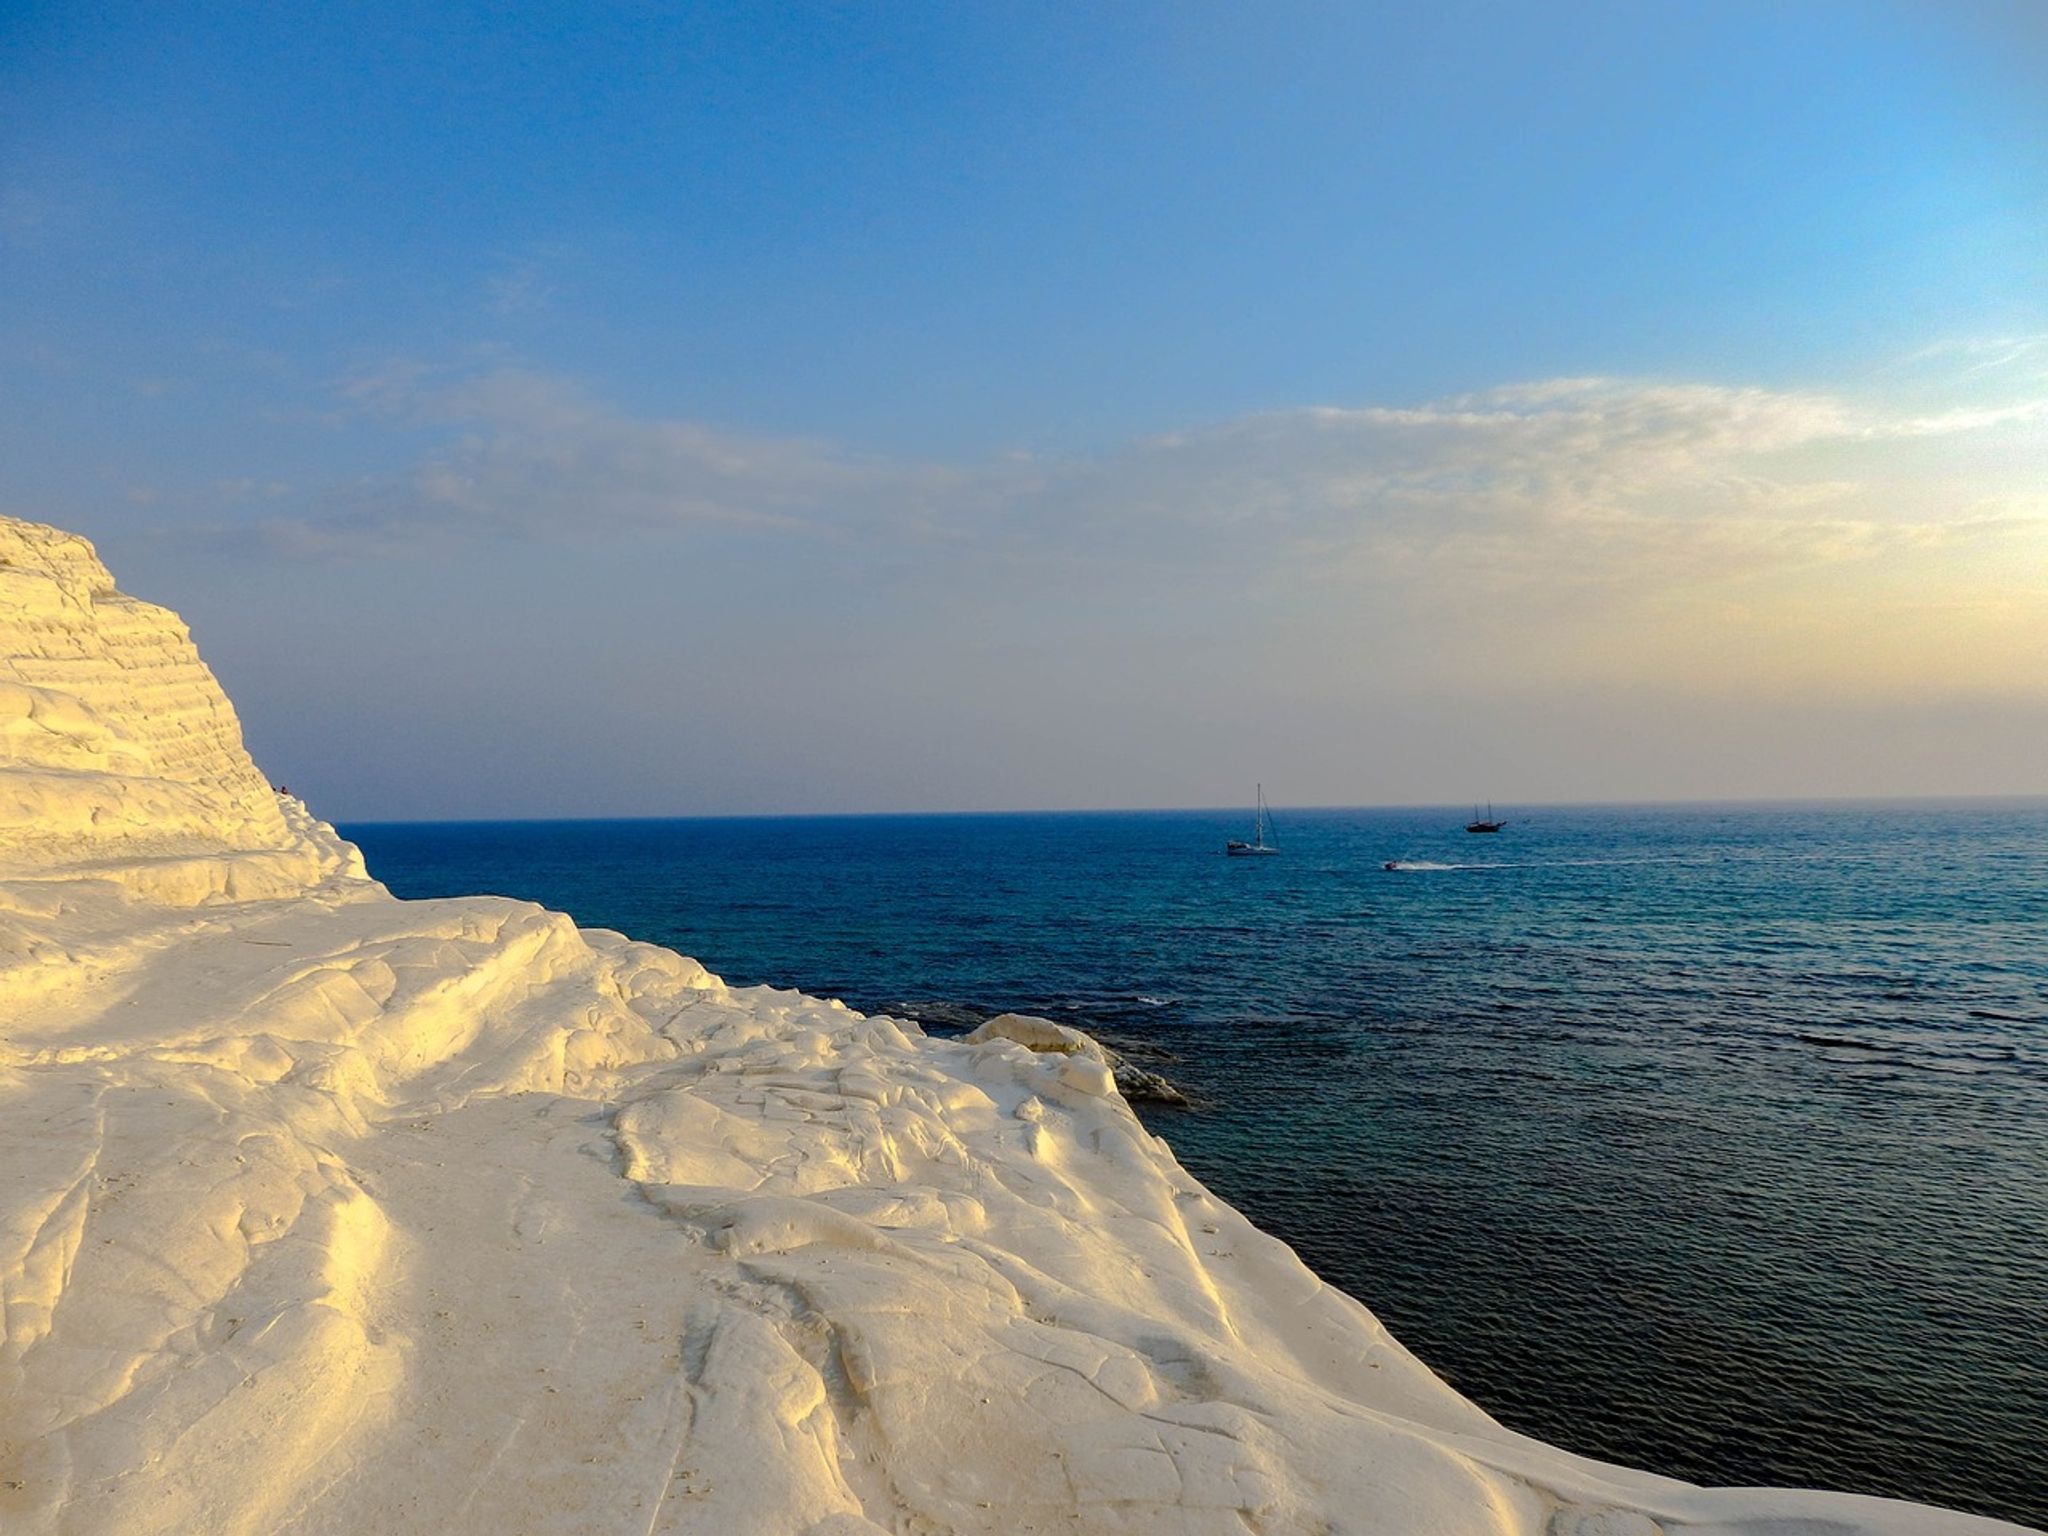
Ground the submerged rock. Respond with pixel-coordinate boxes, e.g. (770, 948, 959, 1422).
(1111, 1058, 1191, 1106)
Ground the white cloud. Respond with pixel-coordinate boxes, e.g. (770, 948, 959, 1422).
(216, 355, 2048, 698)
(298, 363, 978, 549)
(1885, 398, 2048, 436)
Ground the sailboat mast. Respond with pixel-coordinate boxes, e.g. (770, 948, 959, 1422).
(1256, 783, 1264, 846)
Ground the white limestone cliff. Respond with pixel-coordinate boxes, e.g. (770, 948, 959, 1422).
(0, 516, 2030, 1535)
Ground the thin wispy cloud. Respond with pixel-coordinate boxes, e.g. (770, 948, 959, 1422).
(482, 259, 553, 317)
(233, 357, 2047, 625)
(272, 363, 977, 550)
(167, 350, 2045, 711)
(1884, 334, 2048, 384)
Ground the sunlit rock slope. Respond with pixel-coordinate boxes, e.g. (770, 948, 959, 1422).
(0, 516, 2030, 1535)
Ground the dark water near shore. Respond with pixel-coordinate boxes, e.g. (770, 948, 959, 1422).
(343, 801, 2048, 1529)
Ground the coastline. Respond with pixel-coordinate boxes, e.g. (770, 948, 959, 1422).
(2, 514, 2035, 1535)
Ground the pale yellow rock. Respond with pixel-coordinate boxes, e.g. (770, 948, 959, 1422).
(0, 517, 2031, 1535)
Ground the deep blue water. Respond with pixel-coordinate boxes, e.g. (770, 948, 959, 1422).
(343, 802, 2048, 1529)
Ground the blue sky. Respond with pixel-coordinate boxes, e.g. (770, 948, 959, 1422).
(3, 2, 2046, 815)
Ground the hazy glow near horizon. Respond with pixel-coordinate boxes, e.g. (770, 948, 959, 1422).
(3, 2, 2045, 816)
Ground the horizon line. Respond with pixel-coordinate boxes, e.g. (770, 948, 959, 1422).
(330, 789, 2048, 828)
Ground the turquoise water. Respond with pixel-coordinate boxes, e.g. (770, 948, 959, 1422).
(344, 801, 2048, 1528)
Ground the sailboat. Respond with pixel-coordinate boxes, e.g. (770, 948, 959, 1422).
(1226, 784, 1279, 856)
(1464, 802, 1507, 833)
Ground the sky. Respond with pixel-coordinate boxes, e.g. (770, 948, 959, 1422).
(3, 0, 2046, 817)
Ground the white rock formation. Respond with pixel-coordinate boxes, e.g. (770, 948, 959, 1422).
(0, 515, 2030, 1535)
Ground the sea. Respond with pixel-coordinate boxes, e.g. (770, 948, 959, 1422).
(343, 800, 2048, 1530)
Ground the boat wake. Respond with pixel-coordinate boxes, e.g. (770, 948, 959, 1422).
(1383, 854, 1712, 873)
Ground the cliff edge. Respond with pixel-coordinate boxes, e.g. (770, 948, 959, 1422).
(0, 517, 2029, 1535)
